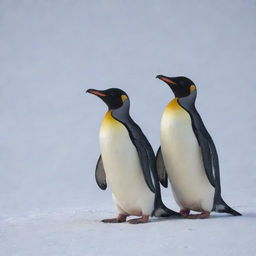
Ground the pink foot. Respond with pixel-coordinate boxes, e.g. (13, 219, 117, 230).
(128, 215, 149, 224)
(186, 211, 210, 219)
(102, 214, 128, 223)
(180, 209, 190, 217)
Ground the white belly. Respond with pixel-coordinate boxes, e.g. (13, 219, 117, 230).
(160, 100, 214, 212)
(99, 112, 154, 216)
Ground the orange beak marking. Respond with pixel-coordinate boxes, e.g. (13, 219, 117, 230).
(160, 77, 177, 85)
(90, 90, 107, 97)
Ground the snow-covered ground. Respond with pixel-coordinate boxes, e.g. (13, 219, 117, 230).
(2, 207, 256, 256)
(1, 1, 256, 255)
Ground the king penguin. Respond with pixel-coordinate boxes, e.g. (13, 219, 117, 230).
(87, 88, 179, 224)
(155, 75, 241, 218)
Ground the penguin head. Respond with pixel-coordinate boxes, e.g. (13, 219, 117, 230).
(86, 88, 129, 110)
(156, 75, 196, 98)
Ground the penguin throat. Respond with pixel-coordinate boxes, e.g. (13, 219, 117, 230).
(102, 111, 121, 126)
(166, 98, 183, 111)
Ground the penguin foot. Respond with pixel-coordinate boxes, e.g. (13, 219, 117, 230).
(186, 211, 210, 219)
(127, 215, 149, 224)
(102, 214, 128, 223)
(180, 209, 190, 217)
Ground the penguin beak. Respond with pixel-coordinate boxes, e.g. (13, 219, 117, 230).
(156, 75, 177, 85)
(86, 89, 107, 97)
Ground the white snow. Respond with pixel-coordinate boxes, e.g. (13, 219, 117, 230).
(1, 0, 256, 255)
(1, 205, 255, 256)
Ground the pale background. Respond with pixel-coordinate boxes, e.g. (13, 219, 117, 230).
(1, 1, 256, 255)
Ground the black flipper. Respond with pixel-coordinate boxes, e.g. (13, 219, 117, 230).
(95, 156, 107, 190)
(112, 100, 179, 217)
(156, 147, 168, 188)
(112, 100, 157, 194)
(178, 91, 241, 216)
(132, 138, 156, 193)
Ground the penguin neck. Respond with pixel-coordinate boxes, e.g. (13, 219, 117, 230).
(101, 110, 123, 129)
(167, 98, 180, 108)
(111, 100, 133, 124)
(165, 98, 184, 113)
(165, 92, 197, 114)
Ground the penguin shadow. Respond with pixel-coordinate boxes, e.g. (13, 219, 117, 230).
(208, 214, 241, 219)
(223, 212, 255, 219)
(150, 211, 249, 222)
(149, 215, 183, 223)
(201, 211, 251, 220)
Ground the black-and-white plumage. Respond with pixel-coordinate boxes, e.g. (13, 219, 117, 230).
(87, 88, 178, 223)
(156, 75, 241, 217)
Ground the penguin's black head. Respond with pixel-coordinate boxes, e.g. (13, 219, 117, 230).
(156, 75, 196, 98)
(86, 88, 129, 110)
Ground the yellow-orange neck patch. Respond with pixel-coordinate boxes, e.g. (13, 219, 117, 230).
(190, 85, 196, 92)
(121, 95, 127, 102)
(166, 98, 181, 110)
(101, 110, 122, 128)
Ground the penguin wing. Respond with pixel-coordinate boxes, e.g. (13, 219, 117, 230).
(156, 147, 168, 188)
(95, 156, 107, 190)
(178, 94, 241, 216)
(132, 137, 156, 193)
(187, 107, 218, 188)
(111, 102, 156, 194)
(191, 113, 243, 215)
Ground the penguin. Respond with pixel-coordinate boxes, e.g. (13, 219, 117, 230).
(155, 75, 241, 218)
(86, 88, 179, 224)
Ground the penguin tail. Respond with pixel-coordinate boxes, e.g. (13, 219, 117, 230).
(153, 201, 180, 217)
(213, 196, 242, 216)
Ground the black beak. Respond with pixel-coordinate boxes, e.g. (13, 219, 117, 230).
(156, 75, 163, 79)
(86, 89, 92, 93)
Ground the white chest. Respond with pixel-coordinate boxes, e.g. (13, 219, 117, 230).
(99, 111, 154, 215)
(160, 99, 214, 211)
